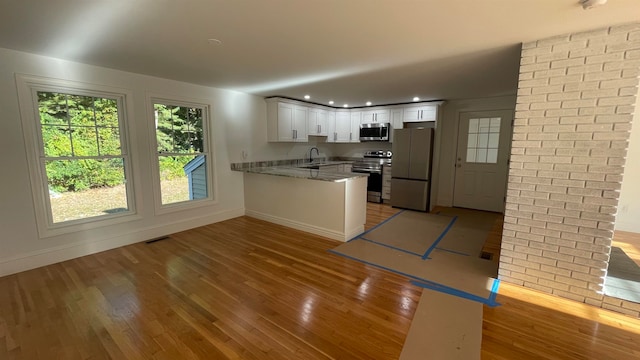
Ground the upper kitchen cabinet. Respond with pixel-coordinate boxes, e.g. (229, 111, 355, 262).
(308, 107, 328, 136)
(331, 110, 353, 143)
(350, 111, 362, 143)
(361, 108, 390, 124)
(266, 99, 308, 142)
(402, 102, 444, 123)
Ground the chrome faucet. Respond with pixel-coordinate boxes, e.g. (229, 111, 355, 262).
(309, 147, 320, 163)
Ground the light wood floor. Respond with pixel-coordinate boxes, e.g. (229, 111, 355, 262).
(613, 230, 640, 267)
(1, 203, 639, 359)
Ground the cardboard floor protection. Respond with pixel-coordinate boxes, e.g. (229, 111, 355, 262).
(604, 246, 640, 303)
(431, 208, 501, 257)
(331, 207, 501, 359)
(331, 239, 498, 299)
(399, 289, 483, 360)
(332, 207, 500, 299)
(359, 210, 454, 256)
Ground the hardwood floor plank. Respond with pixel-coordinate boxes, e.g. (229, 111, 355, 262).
(1, 203, 639, 359)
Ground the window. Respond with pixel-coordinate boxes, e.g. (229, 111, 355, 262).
(466, 117, 501, 164)
(151, 99, 212, 207)
(16, 76, 136, 236)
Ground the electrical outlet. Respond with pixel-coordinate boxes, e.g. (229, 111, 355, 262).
(241, 150, 248, 160)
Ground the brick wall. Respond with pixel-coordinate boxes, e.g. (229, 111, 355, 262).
(499, 23, 640, 315)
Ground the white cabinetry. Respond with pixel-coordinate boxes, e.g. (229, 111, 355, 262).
(333, 111, 352, 143)
(268, 97, 443, 143)
(403, 105, 437, 122)
(382, 165, 392, 201)
(350, 112, 361, 143)
(330, 110, 359, 143)
(308, 107, 328, 136)
(267, 99, 308, 142)
(361, 108, 390, 124)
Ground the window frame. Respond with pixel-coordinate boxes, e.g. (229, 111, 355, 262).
(147, 94, 216, 214)
(16, 75, 140, 238)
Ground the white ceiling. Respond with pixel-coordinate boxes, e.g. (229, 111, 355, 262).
(0, 0, 638, 107)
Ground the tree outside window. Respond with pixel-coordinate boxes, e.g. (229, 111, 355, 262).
(36, 91, 131, 223)
(153, 102, 210, 205)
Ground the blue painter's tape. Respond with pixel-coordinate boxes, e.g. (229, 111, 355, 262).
(411, 279, 501, 307)
(421, 216, 458, 260)
(347, 209, 405, 242)
(328, 248, 501, 307)
(434, 247, 470, 256)
(328, 249, 441, 284)
(488, 278, 500, 304)
(358, 237, 422, 256)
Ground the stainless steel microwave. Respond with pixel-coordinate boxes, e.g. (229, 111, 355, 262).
(359, 123, 390, 141)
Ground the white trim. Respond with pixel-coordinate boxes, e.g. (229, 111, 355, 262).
(146, 93, 218, 215)
(15, 74, 140, 238)
(245, 209, 359, 242)
(0, 208, 244, 277)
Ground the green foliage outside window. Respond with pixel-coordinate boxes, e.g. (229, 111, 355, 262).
(37, 92, 124, 192)
(154, 104, 204, 180)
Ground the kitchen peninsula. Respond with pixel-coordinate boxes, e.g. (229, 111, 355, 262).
(233, 161, 367, 241)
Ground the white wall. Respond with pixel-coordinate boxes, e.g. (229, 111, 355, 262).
(0, 47, 263, 276)
(616, 94, 640, 233)
(435, 96, 517, 207)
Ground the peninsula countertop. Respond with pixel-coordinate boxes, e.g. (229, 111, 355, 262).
(232, 160, 366, 183)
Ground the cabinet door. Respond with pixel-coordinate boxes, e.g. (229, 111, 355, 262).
(293, 106, 308, 142)
(335, 111, 351, 142)
(317, 109, 328, 135)
(419, 106, 437, 121)
(350, 112, 361, 143)
(362, 109, 390, 123)
(403, 107, 422, 122)
(361, 111, 376, 123)
(374, 109, 390, 123)
(403, 105, 437, 122)
(277, 103, 295, 141)
(326, 111, 337, 142)
(307, 107, 319, 135)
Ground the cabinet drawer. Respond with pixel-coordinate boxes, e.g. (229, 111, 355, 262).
(382, 188, 391, 200)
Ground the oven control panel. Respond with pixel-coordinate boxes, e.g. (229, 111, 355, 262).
(364, 150, 392, 159)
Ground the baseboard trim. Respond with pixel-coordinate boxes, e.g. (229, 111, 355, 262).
(0, 208, 244, 277)
(615, 221, 640, 234)
(245, 210, 349, 242)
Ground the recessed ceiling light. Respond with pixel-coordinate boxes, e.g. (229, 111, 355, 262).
(304, 95, 310, 100)
(343, 104, 349, 108)
(366, 101, 372, 106)
(413, 97, 420, 102)
(328, 100, 334, 105)
(207, 38, 222, 45)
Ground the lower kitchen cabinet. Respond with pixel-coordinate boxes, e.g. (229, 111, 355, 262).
(382, 165, 392, 201)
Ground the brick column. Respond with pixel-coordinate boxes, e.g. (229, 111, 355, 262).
(499, 23, 640, 309)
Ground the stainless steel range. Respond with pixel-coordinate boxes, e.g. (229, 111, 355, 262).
(352, 150, 392, 203)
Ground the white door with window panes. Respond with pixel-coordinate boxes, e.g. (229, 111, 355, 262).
(453, 110, 513, 212)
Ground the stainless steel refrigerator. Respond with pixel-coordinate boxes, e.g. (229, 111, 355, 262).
(390, 128, 434, 211)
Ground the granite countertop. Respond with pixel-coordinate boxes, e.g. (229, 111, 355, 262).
(233, 160, 366, 183)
